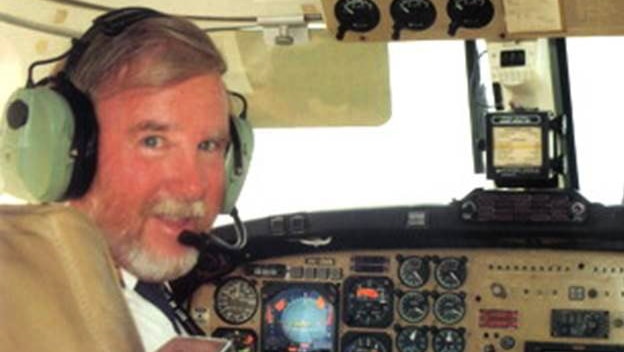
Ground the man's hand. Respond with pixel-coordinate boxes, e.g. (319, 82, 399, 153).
(156, 337, 232, 352)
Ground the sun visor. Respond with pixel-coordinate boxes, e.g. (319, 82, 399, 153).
(212, 30, 391, 127)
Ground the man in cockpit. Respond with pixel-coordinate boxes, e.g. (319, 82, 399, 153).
(65, 11, 231, 352)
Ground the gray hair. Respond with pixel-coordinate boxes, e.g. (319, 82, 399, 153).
(66, 15, 227, 98)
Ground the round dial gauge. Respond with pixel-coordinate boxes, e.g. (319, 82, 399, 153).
(343, 276, 394, 328)
(398, 291, 429, 323)
(396, 327, 428, 352)
(391, 0, 437, 30)
(446, 0, 495, 36)
(433, 292, 465, 325)
(214, 277, 258, 324)
(334, 0, 381, 39)
(343, 334, 391, 352)
(399, 256, 430, 288)
(432, 328, 465, 352)
(434, 257, 467, 290)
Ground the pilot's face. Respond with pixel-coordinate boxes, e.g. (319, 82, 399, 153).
(72, 74, 229, 282)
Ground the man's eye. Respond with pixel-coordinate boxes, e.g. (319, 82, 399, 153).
(141, 136, 163, 148)
(198, 140, 219, 152)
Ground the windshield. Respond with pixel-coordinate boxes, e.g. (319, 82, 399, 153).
(227, 38, 624, 221)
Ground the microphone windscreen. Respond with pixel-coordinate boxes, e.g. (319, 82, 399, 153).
(177, 231, 205, 249)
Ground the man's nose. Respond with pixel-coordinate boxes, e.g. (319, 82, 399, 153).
(166, 153, 207, 200)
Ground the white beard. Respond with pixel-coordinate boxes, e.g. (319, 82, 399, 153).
(123, 242, 199, 282)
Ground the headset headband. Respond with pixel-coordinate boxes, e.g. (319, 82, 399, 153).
(65, 8, 166, 74)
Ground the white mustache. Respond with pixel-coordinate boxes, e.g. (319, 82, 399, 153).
(150, 199, 205, 220)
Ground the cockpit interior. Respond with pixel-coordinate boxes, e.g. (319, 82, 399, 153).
(2, 1, 624, 352)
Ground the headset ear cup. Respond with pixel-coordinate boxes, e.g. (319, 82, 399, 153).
(221, 115, 254, 214)
(0, 87, 78, 201)
(0, 76, 98, 202)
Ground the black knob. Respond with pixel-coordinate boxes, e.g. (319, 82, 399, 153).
(446, 0, 495, 36)
(334, 0, 381, 40)
(500, 336, 515, 350)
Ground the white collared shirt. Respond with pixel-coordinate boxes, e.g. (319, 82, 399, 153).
(120, 270, 179, 352)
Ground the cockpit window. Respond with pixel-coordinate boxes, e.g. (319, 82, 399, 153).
(228, 38, 624, 221)
(566, 37, 624, 206)
(231, 40, 482, 221)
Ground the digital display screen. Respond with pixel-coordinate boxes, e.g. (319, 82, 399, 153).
(501, 49, 526, 67)
(262, 284, 337, 352)
(492, 126, 543, 168)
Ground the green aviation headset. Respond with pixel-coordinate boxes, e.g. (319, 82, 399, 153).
(0, 7, 253, 215)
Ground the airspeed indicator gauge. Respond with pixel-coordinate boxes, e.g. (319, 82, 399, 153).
(214, 277, 258, 324)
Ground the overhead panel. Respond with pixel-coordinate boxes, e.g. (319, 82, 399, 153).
(320, 0, 624, 42)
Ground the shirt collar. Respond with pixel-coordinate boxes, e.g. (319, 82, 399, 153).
(120, 269, 138, 289)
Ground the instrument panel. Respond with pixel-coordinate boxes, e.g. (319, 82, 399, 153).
(191, 249, 624, 352)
